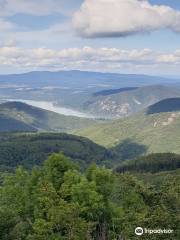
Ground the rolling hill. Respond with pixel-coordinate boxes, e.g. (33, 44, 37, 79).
(84, 85, 180, 118)
(0, 71, 177, 89)
(0, 132, 120, 171)
(116, 153, 180, 173)
(147, 98, 180, 114)
(0, 71, 180, 111)
(0, 101, 98, 132)
(93, 87, 138, 96)
(0, 114, 37, 132)
(76, 98, 180, 158)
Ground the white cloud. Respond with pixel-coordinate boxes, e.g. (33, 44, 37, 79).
(157, 50, 180, 64)
(73, 0, 180, 38)
(0, 1, 74, 49)
(0, 46, 180, 74)
(0, 20, 73, 49)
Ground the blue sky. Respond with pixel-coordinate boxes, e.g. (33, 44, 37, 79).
(0, 0, 180, 75)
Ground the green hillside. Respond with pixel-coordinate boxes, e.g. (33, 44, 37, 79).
(0, 132, 120, 171)
(116, 153, 180, 173)
(0, 114, 37, 132)
(147, 98, 180, 114)
(76, 108, 180, 158)
(0, 101, 98, 132)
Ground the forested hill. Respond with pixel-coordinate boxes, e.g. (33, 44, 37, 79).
(0, 114, 36, 132)
(0, 101, 97, 132)
(0, 132, 120, 171)
(146, 98, 180, 114)
(93, 87, 138, 96)
(84, 85, 180, 118)
(116, 153, 180, 173)
(76, 108, 180, 158)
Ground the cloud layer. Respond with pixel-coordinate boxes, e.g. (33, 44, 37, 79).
(0, 45, 180, 74)
(0, 0, 69, 16)
(73, 0, 180, 37)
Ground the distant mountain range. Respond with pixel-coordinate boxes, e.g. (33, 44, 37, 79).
(0, 71, 178, 88)
(0, 71, 180, 112)
(1, 70, 180, 160)
(76, 98, 180, 158)
(0, 102, 98, 132)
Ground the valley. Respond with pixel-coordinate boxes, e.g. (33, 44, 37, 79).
(1, 71, 180, 118)
(0, 71, 180, 240)
(1, 0, 180, 238)
(0, 101, 99, 132)
(76, 98, 180, 158)
(3, 99, 95, 118)
(1, 71, 180, 159)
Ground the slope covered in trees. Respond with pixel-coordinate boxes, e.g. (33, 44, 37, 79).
(0, 132, 119, 171)
(0, 101, 98, 132)
(76, 110, 180, 158)
(0, 153, 179, 240)
(93, 87, 138, 96)
(0, 114, 36, 132)
(146, 98, 180, 114)
(116, 153, 180, 173)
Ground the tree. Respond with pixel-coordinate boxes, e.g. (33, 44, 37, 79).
(0, 153, 179, 240)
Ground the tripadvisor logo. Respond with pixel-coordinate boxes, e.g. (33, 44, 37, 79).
(135, 227, 174, 236)
(135, 227, 144, 236)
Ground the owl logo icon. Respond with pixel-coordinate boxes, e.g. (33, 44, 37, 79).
(135, 227, 144, 236)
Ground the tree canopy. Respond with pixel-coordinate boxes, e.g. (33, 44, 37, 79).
(0, 153, 179, 239)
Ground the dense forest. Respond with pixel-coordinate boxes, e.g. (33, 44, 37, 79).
(0, 133, 119, 171)
(0, 153, 179, 240)
(146, 98, 180, 114)
(0, 133, 179, 239)
(116, 153, 180, 173)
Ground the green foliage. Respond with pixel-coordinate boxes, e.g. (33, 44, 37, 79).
(0, 132, 119, 171)
(112, 139, 148, 160)
(116, 153, 180, 173)
(0, 153, 179, 239)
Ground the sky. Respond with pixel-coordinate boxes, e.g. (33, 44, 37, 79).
(0, 0, 180, 76)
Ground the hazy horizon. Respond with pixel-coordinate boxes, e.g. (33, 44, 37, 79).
(0, 69, 180, 80)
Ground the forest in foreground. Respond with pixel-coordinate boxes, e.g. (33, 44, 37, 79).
(0, 153, 179, 240)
